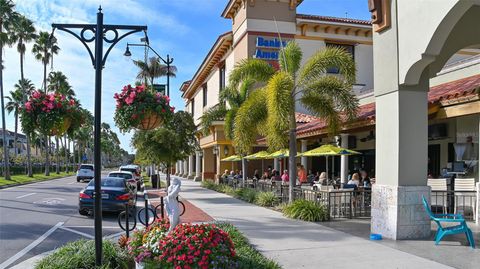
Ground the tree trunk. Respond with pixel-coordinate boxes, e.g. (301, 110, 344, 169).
(45, 135, 50, 176)
(64, 135, 68, 173)
(288, 111, 297, 203)
(55, 136, 60, 174)
(0, 32, 11, 180)
(166, 163, 171, 188)
(13, 113, 18, 160)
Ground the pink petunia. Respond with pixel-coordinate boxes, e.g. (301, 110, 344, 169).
(69, 99, 76, 106)
(47, 102, 54, 110)
(125, 97, 134, 105)
(25, 102, 32, 111)
(32, 91, 41, 99)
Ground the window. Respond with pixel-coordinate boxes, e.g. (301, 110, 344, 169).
(202, 85, 207, 107)
(219, 65, 226, 93)
(326, 43, 355, 74)
(191, 98, 195, 117)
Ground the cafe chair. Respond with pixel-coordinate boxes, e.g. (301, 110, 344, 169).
(422, 195, 475, 249)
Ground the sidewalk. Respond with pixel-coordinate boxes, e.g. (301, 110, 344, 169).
(172, 176, 473, 269)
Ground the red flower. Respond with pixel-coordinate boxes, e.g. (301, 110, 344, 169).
(69, 99, 76, 106)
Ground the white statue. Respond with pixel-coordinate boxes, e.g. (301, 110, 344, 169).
(165, 177, 181, 232)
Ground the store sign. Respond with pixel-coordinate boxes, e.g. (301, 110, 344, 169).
(254, 36, 289, 61)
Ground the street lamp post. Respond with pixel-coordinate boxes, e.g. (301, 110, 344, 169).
(51, 7, 146, 266)
(124, 43, 173, 96)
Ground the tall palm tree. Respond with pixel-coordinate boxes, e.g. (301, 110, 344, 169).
(230, 42, 358, 202)
(0, 0, 19, 180)
(32, 31, 59, 176)
(133, 57, 177, 87)
(5, 79, 34, 160)
(10, 15, 36, 176)
(200, 78, 254, 139)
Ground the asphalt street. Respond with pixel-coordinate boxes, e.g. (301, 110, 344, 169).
(0, 171, 137, 269)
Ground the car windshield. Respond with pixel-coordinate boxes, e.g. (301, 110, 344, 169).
(120, 168, 137, 174)
(109, 173, 132, 179)
(88, 178, 125, 188)
(80, 165, 94, 170)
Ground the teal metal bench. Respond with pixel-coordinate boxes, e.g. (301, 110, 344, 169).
(422, 196, 475, 249)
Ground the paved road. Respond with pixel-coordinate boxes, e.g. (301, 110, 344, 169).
(0, 172, 133, 269)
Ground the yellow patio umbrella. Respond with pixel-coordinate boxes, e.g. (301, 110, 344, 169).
(267, 149, 300, 158)
(298, 144, 361, 183)
(244, 151, 270, 160)
(221, 155, 242, 161)
(298, 144, 361, 157)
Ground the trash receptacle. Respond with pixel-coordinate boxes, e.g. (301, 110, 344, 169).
(151, 174, 158, 189)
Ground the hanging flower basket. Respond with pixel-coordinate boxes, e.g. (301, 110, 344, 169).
(113, 85, 175, 132)
(20, 91, 79, 136)
(49, 117, 72, 136)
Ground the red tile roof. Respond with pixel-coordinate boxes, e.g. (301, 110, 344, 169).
(296, 74, 480, 137)
(295, 112, 318, 123)
(297, 14, 372, 26)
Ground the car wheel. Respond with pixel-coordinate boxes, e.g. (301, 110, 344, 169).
(77, 178, 80, 182)
(79, 209, 88, 216)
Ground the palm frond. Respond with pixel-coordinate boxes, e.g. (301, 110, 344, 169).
(199, 104, 227, 135)
(238, 77, 255, 103)
(265, 72, 294, 150)
(298, 46, 356, 86)
(228, 58, 275, 90)
(219, 85, 241, 107)
(224, 108, 237, 140)
(300, 91, 341, 135)
(233, 89, 268, 155)
(279, 41, 303, 79)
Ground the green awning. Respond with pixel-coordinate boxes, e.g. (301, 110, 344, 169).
(298, 144, 361, 157)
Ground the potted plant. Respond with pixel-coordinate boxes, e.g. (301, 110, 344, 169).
(113, 84, 175, 132)
(20, 90, 78, 136)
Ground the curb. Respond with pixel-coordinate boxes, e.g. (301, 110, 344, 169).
(0, 174, 75, 189)
(9, 250, 54, 269)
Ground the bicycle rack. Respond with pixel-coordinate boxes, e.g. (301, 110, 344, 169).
(117, 191, 185, 238)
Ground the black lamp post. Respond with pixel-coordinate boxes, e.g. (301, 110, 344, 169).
(123, 42, 174, 96)
(51, 7, 146, 266)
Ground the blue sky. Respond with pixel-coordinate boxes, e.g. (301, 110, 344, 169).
(3, 0, 369, 153)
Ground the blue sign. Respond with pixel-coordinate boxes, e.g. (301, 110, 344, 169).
(254, 49, 279, 60)
(256, 37, 287, 48)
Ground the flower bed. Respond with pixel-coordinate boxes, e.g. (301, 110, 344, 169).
(114, 85, 175, 132)
(125, 219, 237, 269)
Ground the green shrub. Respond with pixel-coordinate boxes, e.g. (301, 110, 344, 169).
(35, 239, 129, 269)
(283, 199, 328, 222)
(216, 222, 281, 269)
(220, 184, 235, 195)
(239, 188, 257, 203)
(201, 180, 216, 190)
(256, 192, 279, 207)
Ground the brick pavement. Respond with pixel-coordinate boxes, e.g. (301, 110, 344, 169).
(147, 188, 214, 223)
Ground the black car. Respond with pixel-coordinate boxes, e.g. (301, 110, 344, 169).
(78, 177, 136, 216)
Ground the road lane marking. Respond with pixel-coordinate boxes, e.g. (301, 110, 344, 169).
(59, 227, 94, 239)
(63, 225, 119, 229)
(0, 222, 64, 269)
(15, 193, 36, 199)
(104, 231, 124, 239)
(33, 198, 65, 205)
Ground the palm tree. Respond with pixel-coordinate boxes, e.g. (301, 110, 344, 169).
(230, 42, 358, 202)
(10, 15, 36, 176)
(5, 79, 34, 160)
(133, 57, 177, 87)
(0, 0, 19, 180)
(32, 31, 60, 176)
(200, 78, 254, 139)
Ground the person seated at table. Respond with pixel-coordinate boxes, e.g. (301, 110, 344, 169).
(348, 173, 360, 187)
(297, 163, 307, 184)
(271, 170, 281, 181)
(360, 170, 371, 187)
(307, 170, 315, 183)
(261, 171, 269, 180)
(281, 170, 289, 183)
(315, 172, 327, 185)
(220, 169, 229, 184)
(253, 169, 260, 181)
(236, 170, 243, 180)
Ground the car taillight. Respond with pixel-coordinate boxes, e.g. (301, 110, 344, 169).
(79, 192, 91, 199)
(128, 179, 136, 184)
(116, 193, 130, 201)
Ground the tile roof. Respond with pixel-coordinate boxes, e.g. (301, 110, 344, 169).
(296, 74, 480, 137)
(296, 14, 372, 26)
(295, 112, 318, 123)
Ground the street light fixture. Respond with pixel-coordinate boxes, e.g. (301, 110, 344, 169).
(51, 7, 146, 266)
(123, 42, 174, 96)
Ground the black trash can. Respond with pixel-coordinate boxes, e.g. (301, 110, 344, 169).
(151, 174, 158, 189)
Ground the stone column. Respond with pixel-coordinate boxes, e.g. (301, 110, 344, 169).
(175, 162, 179, 176)
(476, 182, 479, 224)
(340, 133, 349, 184)
(371, 3, 430, 240)
(188, 155, 194, 179)
(183, 159, 188, 178)
(194, 151, 202, 181)
(179, 160, 184, 177)
(300, 140, 308, 171)
(274, 158, 280, 171)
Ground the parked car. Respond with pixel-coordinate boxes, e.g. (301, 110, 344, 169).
(108, 171, 137, 193)
(119, 165, 143, 189)
(76, 164, 94, 182)
(78, 177, 136, 216)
